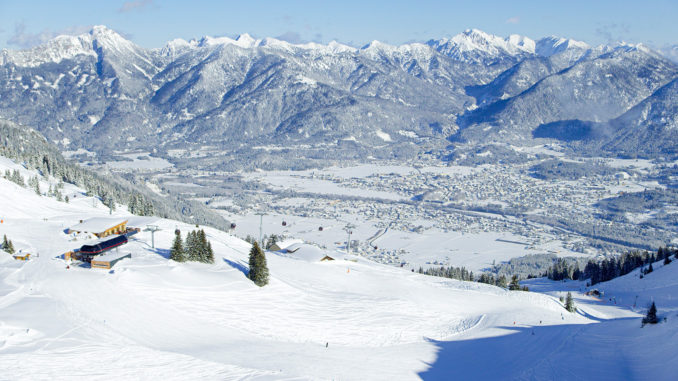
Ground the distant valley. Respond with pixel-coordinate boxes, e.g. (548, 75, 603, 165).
(2, 26, 678, 270)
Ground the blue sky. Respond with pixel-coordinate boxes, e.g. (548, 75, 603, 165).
(0, 0, 676, 50)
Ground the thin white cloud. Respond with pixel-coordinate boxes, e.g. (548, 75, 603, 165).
(119, 0, 153, 13)
(276, 31, 303, 44)
(595, 23, 631, 44)
(659, 44, 678, 63)
(506, 17, 520, 25)
(275, 31, 324, 44)
(7, 22, 91, 49)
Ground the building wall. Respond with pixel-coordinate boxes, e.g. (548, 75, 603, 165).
(95, 222, 127, 238)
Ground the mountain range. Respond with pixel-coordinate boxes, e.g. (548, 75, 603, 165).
(1, 26, 677, 168)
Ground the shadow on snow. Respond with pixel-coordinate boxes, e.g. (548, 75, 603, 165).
(223, 258, 249, 277)
(418, 317, 647, 381)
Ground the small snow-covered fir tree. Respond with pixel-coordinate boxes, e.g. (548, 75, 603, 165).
(185, 231, 199, 261)
(29, 176, 40, 195)
(2, 235, 15, 254)
(509, 275, 521, 290)
(11, 170, 24, 187)
(205, 241, 214, 264)
(170, 231, 186, 262)
(643, 302, 658, 325)
(565, 292, 576, 312)
(497, 275, 508, 289)
(248, 241, 269, 287)
(197, 229, 213, 263)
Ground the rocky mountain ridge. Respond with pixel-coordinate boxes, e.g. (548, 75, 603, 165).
(1, 26, 677, 168)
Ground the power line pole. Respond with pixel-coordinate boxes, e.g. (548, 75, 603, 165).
(144, 225, 160, 248)
(344, 223, 356, 256)
(255, 212, 266, 245)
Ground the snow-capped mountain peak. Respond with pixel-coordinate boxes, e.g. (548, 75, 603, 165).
(326, 40, 357, 54)
(0, 25, 147, 67)
(89, 25, 127, 43)
(507, 34, 536, 52)
(0, 33, 96, 67)
(535, 36, 590, 57)
(234, 33, 258, 48)
(426, 29, 536, 64)
(194, 33, 260, 49)
(156, 38, 193, 58)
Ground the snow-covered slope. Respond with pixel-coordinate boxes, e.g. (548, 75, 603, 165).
(1, 154, 677, 379)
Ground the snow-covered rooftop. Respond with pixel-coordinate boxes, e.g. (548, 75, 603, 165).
(271, 238, 303, 251)
(93, 251, 131, 262)
(281, 243, 343, 262)
(69, 217, 128, 233)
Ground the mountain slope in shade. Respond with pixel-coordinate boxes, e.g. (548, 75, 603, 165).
(458, 46, 678, 143)
(602, 77, 678, 157)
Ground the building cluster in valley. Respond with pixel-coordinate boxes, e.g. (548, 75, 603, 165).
(207, 159, 673, 266)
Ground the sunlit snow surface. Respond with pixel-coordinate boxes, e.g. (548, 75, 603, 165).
(0, 156, 677, 380)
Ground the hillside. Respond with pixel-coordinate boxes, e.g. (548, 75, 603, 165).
(0, 118, 230, 230)
(1, 154, 677, 380)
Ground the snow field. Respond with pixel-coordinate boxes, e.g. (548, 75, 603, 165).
(1, 158, 678, 380)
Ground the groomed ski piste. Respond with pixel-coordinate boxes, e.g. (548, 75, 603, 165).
(1, 155, 677, 380)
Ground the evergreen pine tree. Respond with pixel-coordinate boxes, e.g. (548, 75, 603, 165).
(185, 231, 199, 261)
(664, 254, 671, 265)
(11, 170, 24, 187)
(205, 241, 214, 264)
(248, 242, 269, 287)
(197, 229, 210, 263)
(643, 302, 658, 325)
(497, 275, 508, 289)
(509, 275, 521, 290)
(31, 176, 40, 195)
(169, 231, 186, 262)
(565, 292, 576, 312)
(2, 235, 15, 255)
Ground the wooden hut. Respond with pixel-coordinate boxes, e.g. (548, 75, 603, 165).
(13, 253, 30, 261)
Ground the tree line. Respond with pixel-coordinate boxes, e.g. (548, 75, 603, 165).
(545, 246, 677, 285)
(418, 265, 529, 291)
